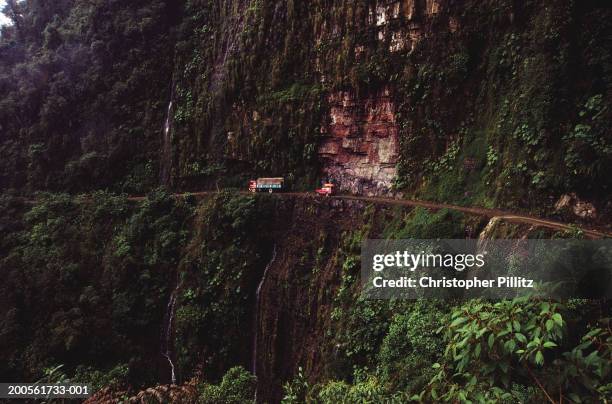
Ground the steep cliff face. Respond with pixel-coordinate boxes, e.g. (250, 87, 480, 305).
(1, 191, 605, 403)
(251, 197, 377, 401)
(165, 0, 611, 214)
(1, 0, 610, 213)
(313, 0, 445, 195)
(1, 1, 612, 403)
(171, 193, 549, 402)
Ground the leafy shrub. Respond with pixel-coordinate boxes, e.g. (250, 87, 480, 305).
(417, 298, 611, 403)
(378, 301, 446, 392)
(199, 366, 256, 404)
(562, 94, 611, 193)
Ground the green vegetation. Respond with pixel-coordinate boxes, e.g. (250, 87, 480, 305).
(0, 190, 194, 386)
(0, 0, 610, 403)
(418, 299, 611, 402)
(0, 0, 177, 193)
(281, 209, 611, 403)
(393, 1, 611, 210)
(199, 366, 256, 403)
(1, 190, 610, 401)
(0, 190, 279, 395)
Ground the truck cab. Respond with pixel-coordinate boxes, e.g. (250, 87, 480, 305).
(316, 183, 335, 196)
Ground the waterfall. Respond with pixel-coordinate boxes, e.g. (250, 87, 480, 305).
(252, 245, 277, 383)
(161, 283, 179, 385)
(160, 87, 174, 187)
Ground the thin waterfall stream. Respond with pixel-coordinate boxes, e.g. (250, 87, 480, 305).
(252, 245, 278, 391)
(160, 85, 174, 187)
(161, 281, 179, 385)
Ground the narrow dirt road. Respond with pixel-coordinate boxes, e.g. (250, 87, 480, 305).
(129, 191, 610, 239)
(20, 191, 606, 238)
(333, 194, 609, 239)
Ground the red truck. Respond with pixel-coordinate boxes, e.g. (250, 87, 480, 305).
(315, 182, 335, 196)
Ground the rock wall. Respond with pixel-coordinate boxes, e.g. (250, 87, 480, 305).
(318, 89, 399, 195)
(315, 0, 447, 196)
(254, 196, 378, 402)
(170, 0, 612, 210)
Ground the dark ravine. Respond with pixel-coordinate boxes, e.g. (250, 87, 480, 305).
(250, 196, 390, 402)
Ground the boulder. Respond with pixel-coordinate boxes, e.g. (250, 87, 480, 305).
(554, 193, 597, 220)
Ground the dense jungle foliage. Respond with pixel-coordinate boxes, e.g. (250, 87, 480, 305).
(1, 192, 610, 402)
(0, 0, 179, 193)
(0, 0, 611, 403)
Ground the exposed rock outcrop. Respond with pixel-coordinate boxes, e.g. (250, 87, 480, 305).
(318, 89, 399, 196)
(315, 0, 455, 194)
(554, 193, 597, 220)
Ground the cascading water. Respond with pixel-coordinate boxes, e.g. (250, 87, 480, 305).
(161, 283, 179, 385)
(252, 245, 277, 392)
(160, 86, 174, 187)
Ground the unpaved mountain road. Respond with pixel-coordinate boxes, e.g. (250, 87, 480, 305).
(17, 191, 609, 239)
(127, 191, 611, 239)
(334, 194, 609, 239)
